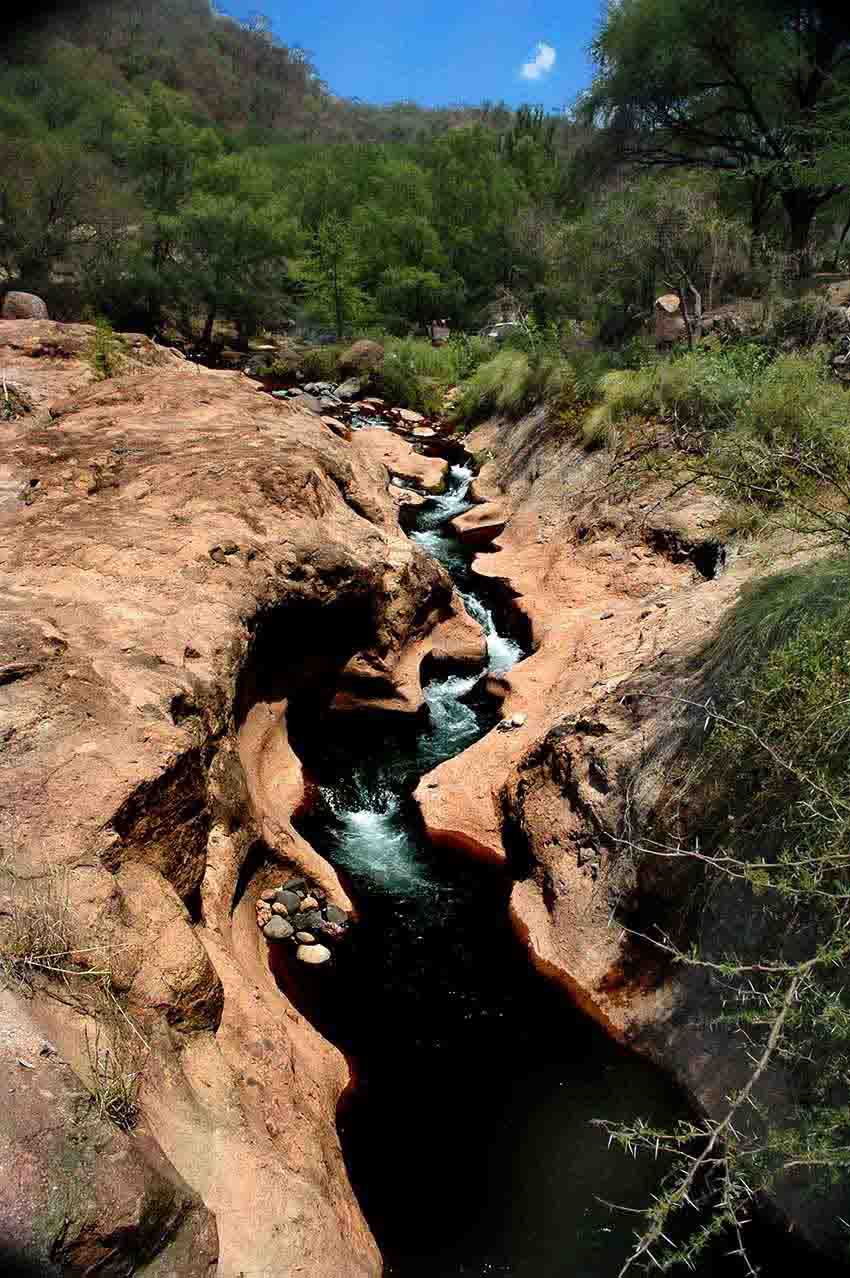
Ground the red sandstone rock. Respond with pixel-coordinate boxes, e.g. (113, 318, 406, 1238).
(0, 325, 462, 1277)
(355, 425, 448, 493)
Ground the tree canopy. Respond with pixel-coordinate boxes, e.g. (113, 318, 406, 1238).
(584, 0, 850, 260)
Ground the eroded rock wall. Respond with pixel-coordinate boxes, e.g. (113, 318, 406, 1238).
(415, 407, 835, 1251)
(0, 322, 484, 1277)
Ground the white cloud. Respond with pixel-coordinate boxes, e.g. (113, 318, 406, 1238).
(520, 42, 557, 81)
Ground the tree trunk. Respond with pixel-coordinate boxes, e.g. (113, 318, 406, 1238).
(749, 177, 772, 268)
(201, 305, 216, 347)
(333, 267, 344, 341)
(832, 207, 850, 273)
(782, 189, 819, 276)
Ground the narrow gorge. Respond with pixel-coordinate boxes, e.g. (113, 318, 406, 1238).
(0, 322, 834, 1276)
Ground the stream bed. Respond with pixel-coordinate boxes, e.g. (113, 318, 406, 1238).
(281, 464, 743, 1277)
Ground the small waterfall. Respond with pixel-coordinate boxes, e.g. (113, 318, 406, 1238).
(286, 444, 707, 1278)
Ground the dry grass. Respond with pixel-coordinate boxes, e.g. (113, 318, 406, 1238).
(84, 1007, 148, 1132)
(0, 862, 90, 989)
(0, 846, 149, 1131)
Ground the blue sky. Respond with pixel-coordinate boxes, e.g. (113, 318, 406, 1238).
(216, 1, 600, 111)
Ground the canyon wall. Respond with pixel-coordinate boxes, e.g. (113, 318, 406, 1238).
(0, 323, 484, 1277)
(414, 407, 841, 1252)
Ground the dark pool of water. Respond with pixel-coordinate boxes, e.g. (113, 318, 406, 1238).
(278, 465, 785, 1277)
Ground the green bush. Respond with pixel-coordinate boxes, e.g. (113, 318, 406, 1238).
(738, 350, 850, 455)
(767, 297, 831, 349)
(582, 342, 772, 451)
(611, 557, 850, 1267)
(371, 335, 491, 413)
(85, 317, 127, 381)
(299, 344, 343, 382)
(451, 349, 580, 427)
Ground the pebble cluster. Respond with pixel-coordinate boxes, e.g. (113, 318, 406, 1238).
(256, 876, 348, 966)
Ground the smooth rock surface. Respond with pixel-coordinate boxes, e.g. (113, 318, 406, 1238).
(297, 944, 332, 965)
(263, 916, 294, 941)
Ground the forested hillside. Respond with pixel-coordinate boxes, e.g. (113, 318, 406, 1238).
(4, 0, 849, 348)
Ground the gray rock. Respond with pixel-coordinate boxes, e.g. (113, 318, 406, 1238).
(263, 916, 294, 941)
(283, 877, 307, 894)
(302, 381, 336, 395)
(324, 905, 348, 927)
(318, 395, 342, 412)
(296, 943, 332, 965)
(292, 909, 323, 933)
(275, 889, 302, 913)
(2, 291, 48, 320)
(295, 931, 316, 943)
(334, 377, 362, 402)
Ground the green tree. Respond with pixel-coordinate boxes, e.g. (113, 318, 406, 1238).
(168, 155, 298, 344)
(122, 82, 220, 326)
(584, 0, 850, 267)
(376, 265, 462, 330)
(427, 127, 524, 317)
(300, 213, 370, 339)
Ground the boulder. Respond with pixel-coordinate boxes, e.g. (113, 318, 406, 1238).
(338, 339, 384, 375)
(450, 502, 507, 549)
(263, 916, 294, 941)
(297, 943, 332, 965)
(654, 294, 687, 346)
(2, 291, 48, 321)
(292, 909, 324, 933)
(334, 377, 363, 402)
(275, 889, 302, 913)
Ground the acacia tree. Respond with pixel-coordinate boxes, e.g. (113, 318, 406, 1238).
(584, 0, 850, 268)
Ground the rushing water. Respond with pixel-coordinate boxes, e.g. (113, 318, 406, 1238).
(281, 463, 755, 1277)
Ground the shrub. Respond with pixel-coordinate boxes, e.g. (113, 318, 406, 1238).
(299, 344, 343, 382)
(582, 343, 770, 452)
(85, 317, 126, 381)
(451, 349, 581, 427)
(738, 350, 850, 454)
(607, 558, 850, 1269)
(767, 297, 832, 349)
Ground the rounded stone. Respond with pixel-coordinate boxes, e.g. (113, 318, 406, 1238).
(259, 889, 277, 903)
(300, 894, 319, 910)
(296, 944, 331, 965)
(292, 909, 323, 933)
(295, 931, 316, 944)
(271, 902, 288, 915)
(263, 916, 294, 942)
(275, 890, 301, 913)
(324, 905, 348, 927)
(2, 291, 48, 320)
(282, 877, 307, 895)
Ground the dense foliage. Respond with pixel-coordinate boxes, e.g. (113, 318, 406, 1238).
(4, 0, 850, 348)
